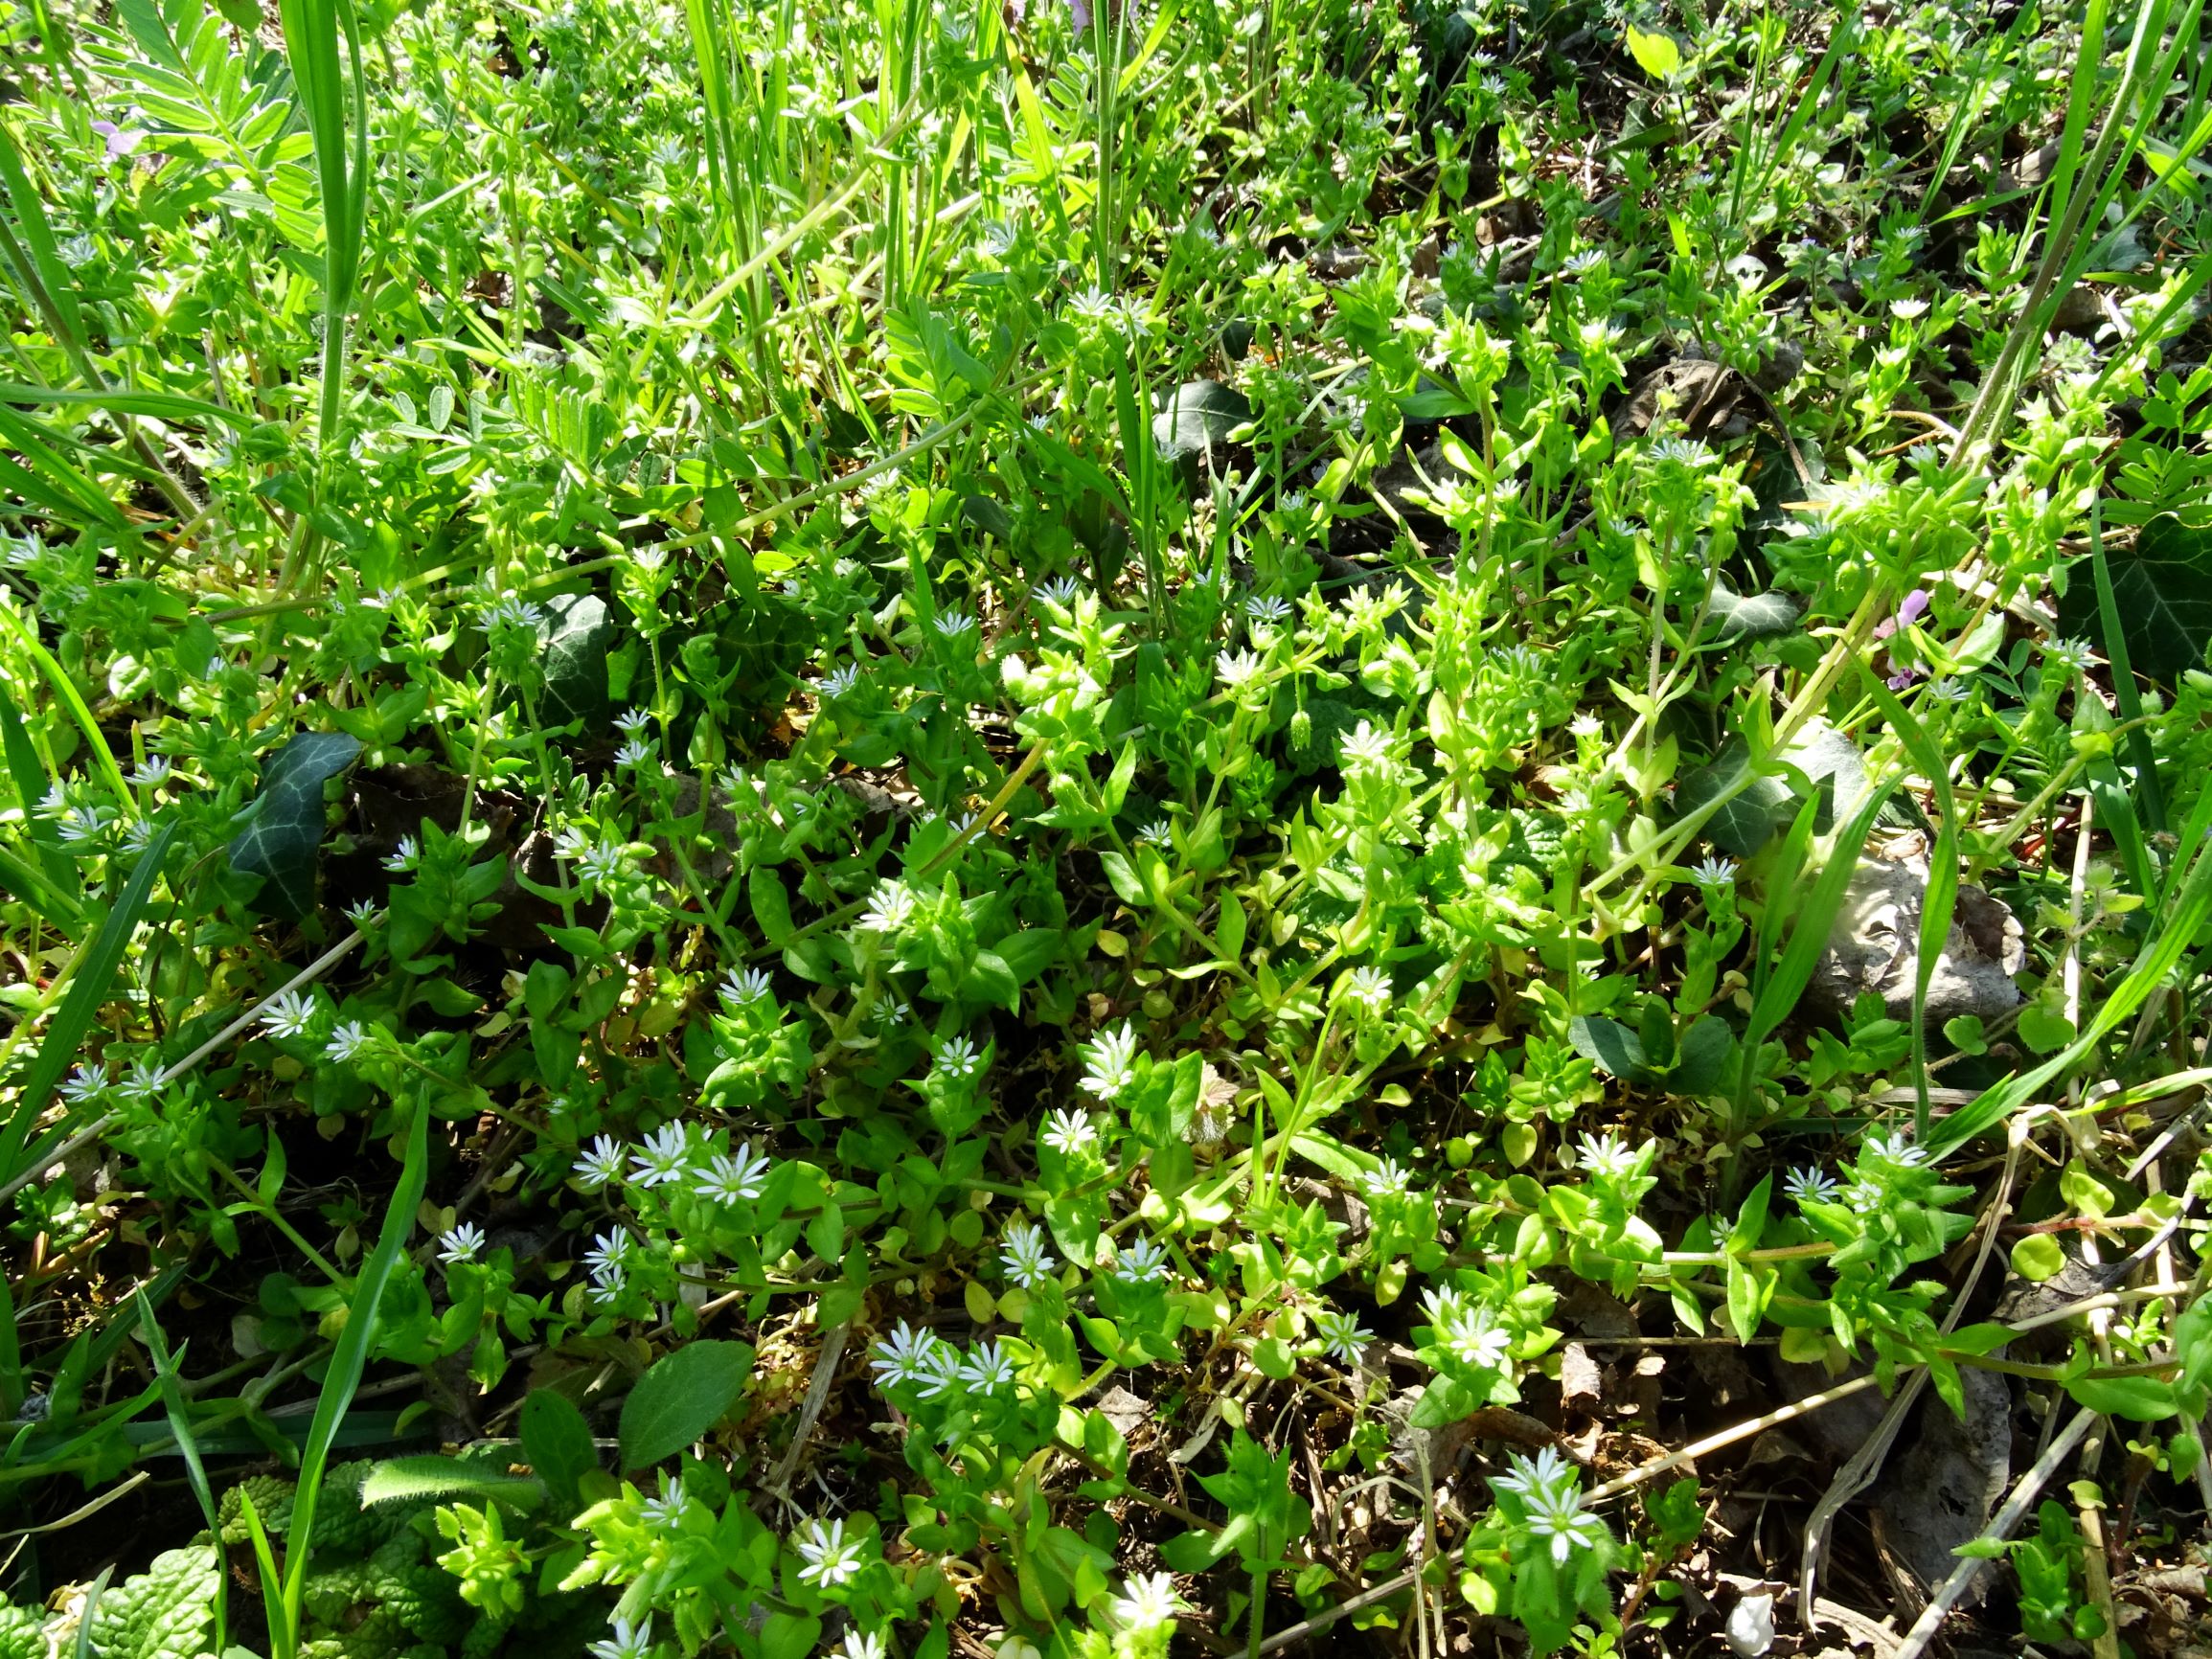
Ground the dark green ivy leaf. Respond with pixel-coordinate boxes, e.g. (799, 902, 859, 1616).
(1708, 582, 1801, 643)
(1568, 1014, 1657, 1085)
(1152, 379, 1252, 466)
(2058, 512, 2212, 683)
(228, 732, 361, 922)
(540, 592, 619, 730)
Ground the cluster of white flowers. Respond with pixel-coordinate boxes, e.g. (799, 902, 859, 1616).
(567, 1129, 773, 1208)
(868, 1322, 1022, 1399)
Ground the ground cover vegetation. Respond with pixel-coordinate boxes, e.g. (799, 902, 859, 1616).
(0, 0, 2208, 1651)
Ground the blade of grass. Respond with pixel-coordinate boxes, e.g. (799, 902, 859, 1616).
(1930, 806, 2212, 1157)
(137, 1290, 227, 1658)
(0, 605, 133, 808)
(1862, 672, 1961, 1143)
(0, 674, 79, 911)
(274, 1101, 429, 1649)
(0, 820, 175, 1181)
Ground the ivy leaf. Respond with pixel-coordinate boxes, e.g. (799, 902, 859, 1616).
(540, 592, 619, 729)
(1151, 379, 1252, 467)
(619, 1339, 755, 1470)
(1708, 582, 1801, 643)
(228, 731, 361, 921)
(2058, 512, 2212, 682)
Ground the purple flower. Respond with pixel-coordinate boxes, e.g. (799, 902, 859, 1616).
(1873, 588, 1928, 641)
(90, 121, 145, 160)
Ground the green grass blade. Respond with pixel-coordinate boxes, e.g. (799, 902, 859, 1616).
(0, 819, 175, 1180)
(0, 605, 134, 807)
(1863, 673, 1959, 1143)
(0, 674, 80, 909)
(0, 382, 252, 426)
(137, 1289, 228, 1657)
(0, 121, 87, 352)
(279, 1102, 429, 1625)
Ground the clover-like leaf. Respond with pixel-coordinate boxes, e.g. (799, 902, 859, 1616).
(228, 731, 361, 922)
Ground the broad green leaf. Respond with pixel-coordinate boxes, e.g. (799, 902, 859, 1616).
(2064, 1373, 2177, 1422)
(2058, 512, 2212, 682)
(1151, 379, 1252, 466)
(539, 592, 619, 729)
(1708, 583, 1802, 644)
(1627, 25, 1682, 80)
(619, 1339, 755, 1470)
(227, 732, 361, 921)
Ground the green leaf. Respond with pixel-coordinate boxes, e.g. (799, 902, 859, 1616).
(520, 1389, 599, 1511)
(1667, 1014, 1736, 1095)
(1675, 738, 1795, 857)
(2010, 1234, 2066, 1282)
(1708, 583, 1801, 643)
(359, 1454, 542, 1510)
(1100, 850, 1150, 907)
(1151, 379, 1252, 466)
(1568, 1014, 1654, 1084)
(228, 732, 361, 922)
(539, 592, 619, 729)
(2064, 1373, 2177, 1422)
(619, 1339, 755, 1469)
(750, 866, 794, 946)
(1626, 24, 1682, 80)
(2058, 512, 2212, 682)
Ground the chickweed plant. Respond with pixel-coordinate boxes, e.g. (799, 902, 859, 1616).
(0, 0, 2208, 1654)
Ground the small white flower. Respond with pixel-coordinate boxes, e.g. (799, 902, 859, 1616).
(956, 1338, 1016, 1391)
(1114, 1237, 1170, 1284)
(1575, 1133, 1640, 1180)
(342, 898, 380, 926)
(1036, 575, 1083, 608)
(1313, 1308, 1372, 1366)
(915, 1341, 966, 1400)
(1106, 1572, 1186, 1631)
(585, 1228, 634, 1284)
(480, 595, 546, 633)
(579, 843, 629, 885)
(1214, 648, 1263, 688)
(615, 737, 652, 768)
(1081, 1023, 1140, 1100)
(933, 1034, 983, 1080)
(1245, 595, 1291, 626)
(614, 708, 653, 738)
(56, 806, 110, 846)
(1494, 1446, 1576, 1503)
(588, 1613, 655, 1659)
(699, 1142, 771, 1204)
(1339, 966, 1391, 1012)
(1339, 720, 1396, 769)
(1133, 818, 1173, 847)
(383, 835, 421, 874)
(932, 608, 977, 639)
(128, 757, 173, 788)
(794, 1517, 865, 1588)
(856, 879, 916, 934)
(870, 1321, 945, 1389)
(260, 989, 317, 1039)
(839, 1632, 887, 1659)
(1000, 1220, 1058, 1287)
(821, 663, 861, 697)
(719, 966, 775, 1006)
(1784, 1166, 1839, 1205)
(1690, 854, 1738, 889)
(58, 1063, 108, 1105)
(638, 1473, 694, 1530)
(438, 1222, 486, 1263)
(1365, 1158, 1412, 1199)
(1041, 1108, 1096, 1156)
(870, 994, 910, 1030)
(574, 1134, 627, 1189)
(1445, 1309, 1512, 1372)
(629, 1122, 694, 1188)
(1517, 1470, 1605, 1563)
(1648, 434, 1712, 466)
(1861, 1131, 1927, 1168)
(323, 1021, 374, 1063)
(1927, 675, 1971, 703)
